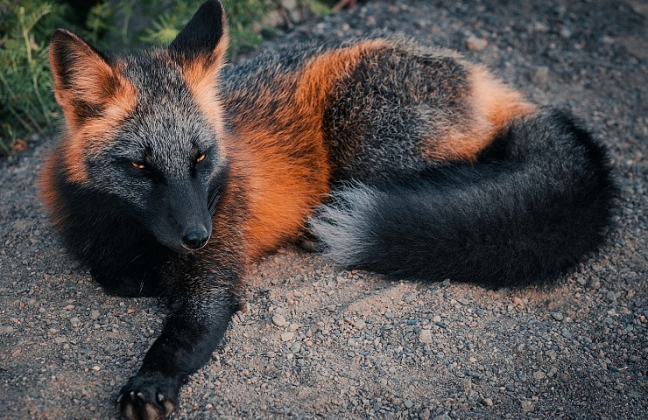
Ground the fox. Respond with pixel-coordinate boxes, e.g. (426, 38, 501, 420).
(39, 0, 616, 419)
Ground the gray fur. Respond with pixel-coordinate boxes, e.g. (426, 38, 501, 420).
(308, 184, 381, 267)
(86, 54, 225, 210)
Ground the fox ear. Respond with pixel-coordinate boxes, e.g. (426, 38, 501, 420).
(49, 29, 135, 129)
(169, 0, 229, 65)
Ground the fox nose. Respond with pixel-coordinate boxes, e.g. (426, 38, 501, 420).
(182, 227, 210, 250)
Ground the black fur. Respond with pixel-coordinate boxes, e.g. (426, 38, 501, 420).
(311, 110, 617, 287)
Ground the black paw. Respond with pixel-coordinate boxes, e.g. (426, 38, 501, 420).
(117, 372, 180, 420)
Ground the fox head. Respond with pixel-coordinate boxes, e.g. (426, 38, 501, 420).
(47, 0, 230, 253)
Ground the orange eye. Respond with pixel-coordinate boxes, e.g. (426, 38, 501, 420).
(132, 162, 146, 169)
(196, 154, 206, 163)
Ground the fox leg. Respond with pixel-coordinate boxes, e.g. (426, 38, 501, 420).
(117, 272, 240, 420)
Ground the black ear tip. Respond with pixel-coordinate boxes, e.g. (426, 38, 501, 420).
(51, 28, 75, 42)
(200, 0, 224, 17)
(168, 0, 227, 58)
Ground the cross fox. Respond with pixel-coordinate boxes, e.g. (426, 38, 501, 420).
(40, 0, 615, 418)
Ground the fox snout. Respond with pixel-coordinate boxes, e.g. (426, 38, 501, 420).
(182, 226, 210, 250)
(145, 180, 215, 254)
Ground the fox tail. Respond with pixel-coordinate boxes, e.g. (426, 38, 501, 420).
(309, 110, 616, 288)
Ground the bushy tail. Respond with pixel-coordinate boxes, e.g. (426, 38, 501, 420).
(309, 110, 616, 288)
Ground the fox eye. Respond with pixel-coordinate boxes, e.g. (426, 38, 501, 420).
(132, 162, 146, 169)
(196, 153, 206, 163)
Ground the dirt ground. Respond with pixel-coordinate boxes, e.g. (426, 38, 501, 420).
(1, 0, 646, 419)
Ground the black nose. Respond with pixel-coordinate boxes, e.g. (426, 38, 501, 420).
(182, 227, 210, 250)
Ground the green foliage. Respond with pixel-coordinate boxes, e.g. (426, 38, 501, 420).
(0, 0, 301, 156)
(0, 0, 68, 155)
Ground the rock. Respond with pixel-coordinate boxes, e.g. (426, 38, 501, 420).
(521, 400, 535, 413)
(419, 329, 433, 343)
(272, 314, 287, 327)
(0, 326, 14, 335)
(534, 66, 550, 84)
(551, 312, 564, 321)
(466, 35, 488, 51)
(281, 332, 295, 342)
(560, 27, 572, 39)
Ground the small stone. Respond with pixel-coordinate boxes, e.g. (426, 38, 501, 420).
(70, 317, 81, 328)
(419, 329, 433, 344)
(559, 27, 572, 39)
(0, 326, 14, 335)
(290, 342, 301, 353)
(404, 400, 413, 409)
(521, 400, 535, 413)
(533, 371, 546, 380)
(281, 332, 295, 342)
(482, 398, 493, 407)
(551, 312, 564, 321)
(432, 315, 441, 323)
(466, 36, 488, 51)
(351, 319, 367, 330)
(90, 310, 100, 320)
(534, 66, 550, 84)
(534, 22, 548, 32)
(272, 314, 287, 327)
(419, 408, 431, 420)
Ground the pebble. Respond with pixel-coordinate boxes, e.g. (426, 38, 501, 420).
(466, 35, 488, 51)
(419, 329, 433, 343)
(534, 66, 550, 84)
(272, 314, 287, 327)
(482, 398, 493, 407)
(559, 27, 572, 39)
(551, 312, 564, 321)
(0, 326, 14, 334)
(521, 400, 535, 413)
(281, 332, 295, 342)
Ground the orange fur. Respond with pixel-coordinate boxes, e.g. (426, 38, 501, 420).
(223, 41, 391, 259)
(49, 31, 139, 183)
(426, 65, 536, 162)
(39, 153, 66, 227)
(61, 72, 138, 183)
(180, 23, 230, 158)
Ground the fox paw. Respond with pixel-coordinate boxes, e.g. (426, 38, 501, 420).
(117, 372, 179, 420)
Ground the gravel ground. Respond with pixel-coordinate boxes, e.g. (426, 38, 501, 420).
(1, 0, 646, 419)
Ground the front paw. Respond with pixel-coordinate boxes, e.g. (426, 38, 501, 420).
(117, 371, 180, 420)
